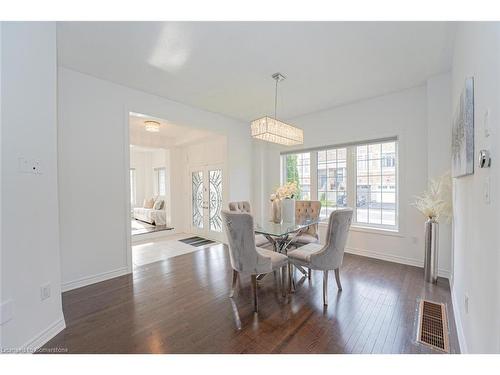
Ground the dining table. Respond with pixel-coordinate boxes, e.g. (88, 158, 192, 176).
(254, 217, 321, 280)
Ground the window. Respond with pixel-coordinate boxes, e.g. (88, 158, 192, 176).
(281, 139, 398, 230)
(154, 167, 166, 196)
(355, 141, 397, 228)
(317, 147, 347, 218)
(283, 152, 310, 200)
(130, 168, 136, 206)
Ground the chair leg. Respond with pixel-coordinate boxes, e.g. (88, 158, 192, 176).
(334, 268, 342, 291)
(308, 267, 312, 280)
(251, 275, 258, 313)
(229, 270, 238, 298)
(323, 270, 329, 306)
(288, 263, 296, 293)
(281, 266, 287, 297)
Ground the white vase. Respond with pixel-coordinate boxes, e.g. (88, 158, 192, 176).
(281, 198, 295, 223)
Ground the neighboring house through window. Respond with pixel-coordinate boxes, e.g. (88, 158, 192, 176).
(281, 139, 398, 230)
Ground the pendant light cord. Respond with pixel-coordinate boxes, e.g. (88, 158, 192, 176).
(274, 77, 278, 120)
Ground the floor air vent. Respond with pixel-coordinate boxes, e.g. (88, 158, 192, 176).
(417, 300, 449, 353)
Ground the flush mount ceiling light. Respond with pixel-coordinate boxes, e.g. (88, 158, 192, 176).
(251, 72, 303, 146)
(144, 120, 160, 132)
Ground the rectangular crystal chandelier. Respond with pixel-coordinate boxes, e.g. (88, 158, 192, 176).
(251, 73, 303, 146)
(251, 116, 304, 146)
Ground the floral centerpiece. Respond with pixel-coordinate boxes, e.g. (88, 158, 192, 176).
(271, 181, 299, 201)
(270, 182, 299, 223)
(413, 172, 452, 283)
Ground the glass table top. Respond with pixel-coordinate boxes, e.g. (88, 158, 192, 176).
(255, 218, 321, 237)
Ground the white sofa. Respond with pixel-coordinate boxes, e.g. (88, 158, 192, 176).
(133, 196, 166, 225)
(133, 207, 166, 225)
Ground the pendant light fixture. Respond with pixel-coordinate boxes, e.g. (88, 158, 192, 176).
(251, 72, 303, 146)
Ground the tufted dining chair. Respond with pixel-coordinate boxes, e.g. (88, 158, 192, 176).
(228, 201, 270, 248)
(287, 208, 353, 305)
(291, 200, 322, 278)
(221, 210, 288, 312)
(293, 200, 322, 245)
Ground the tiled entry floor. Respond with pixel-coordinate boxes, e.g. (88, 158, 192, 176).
(132, 233, 218, 267)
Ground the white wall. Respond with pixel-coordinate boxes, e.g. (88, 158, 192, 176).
(130, 147, 171, 225)
(0, 22, 65, 350)
(450, 22, 500, 353)
(130, 148, 167, 206)
(426, 73, 453, 280)
(254, 85, 454, 275)
(58, 67, 251, 291)
(130, 148, 151, 206)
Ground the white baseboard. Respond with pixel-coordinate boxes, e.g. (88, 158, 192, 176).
(61, 266, 130, 292)
(22, 315, 66, 353)
(345, 246, 451, 279)
(451, 286, 467, 353)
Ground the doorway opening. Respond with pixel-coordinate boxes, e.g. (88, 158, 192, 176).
(127, 112, 227, 267)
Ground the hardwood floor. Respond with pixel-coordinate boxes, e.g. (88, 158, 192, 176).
(42, 243, 460, 353)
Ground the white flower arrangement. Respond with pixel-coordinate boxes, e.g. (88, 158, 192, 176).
(270, 181, 299, 201)
(413, 171, 452, 221)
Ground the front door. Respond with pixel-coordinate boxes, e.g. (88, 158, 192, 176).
(190, 165, 224, 241)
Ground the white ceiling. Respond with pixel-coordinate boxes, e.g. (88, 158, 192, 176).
(58, 22, 456, 122)
(129, 112, 214, 148)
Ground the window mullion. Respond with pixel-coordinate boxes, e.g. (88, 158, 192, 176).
(347, 146, 356, 217)
(310, 151, 318, 201)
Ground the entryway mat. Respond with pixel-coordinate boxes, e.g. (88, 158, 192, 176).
(179, 236, 216, 247)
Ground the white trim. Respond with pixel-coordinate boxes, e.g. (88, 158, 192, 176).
(61, 267, 130, 292)
(280, 136, 399, 156)
(339, 223, 403, 238)
(451, 285, 467, 353)
(22, 315, 66, 353)
(345, 246, 451, 279)
(124, 108, 133, 274)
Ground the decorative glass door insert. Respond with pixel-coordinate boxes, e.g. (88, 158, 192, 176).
(209, 169, 223, 232)
(192, 170, 204, 229)
(190, 165, 224, 239)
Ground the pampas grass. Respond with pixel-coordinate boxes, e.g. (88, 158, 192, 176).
(413, 172, 452, 221)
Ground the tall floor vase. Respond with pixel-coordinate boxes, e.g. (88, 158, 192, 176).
(424, 218, 439, 283)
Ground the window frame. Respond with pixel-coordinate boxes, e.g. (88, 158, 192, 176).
(281, 137, 399, 232)
(154, 167, 167, 196)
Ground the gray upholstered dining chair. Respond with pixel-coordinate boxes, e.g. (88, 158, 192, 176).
(221, 210, 288, 312)
(287, 208, 353, 306)
(290, 200, 321, 279)
(228, 201, 270, 247)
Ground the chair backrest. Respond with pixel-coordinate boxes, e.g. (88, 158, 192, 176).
(228, 201, 252, 213)
(221, 210, 272, 275)
(310, 208, 353, 270)
(295, 200, 321, 237)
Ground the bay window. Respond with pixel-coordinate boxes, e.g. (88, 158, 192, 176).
(281, 138, 398, 231)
